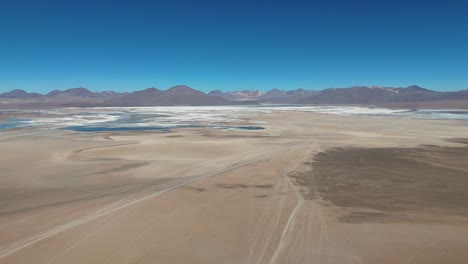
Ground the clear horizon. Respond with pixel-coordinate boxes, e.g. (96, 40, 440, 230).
(3, 84, 466, 95)
(1, 1, 467, 93)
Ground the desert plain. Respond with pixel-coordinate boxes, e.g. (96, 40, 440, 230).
(1, 108, 468, 264)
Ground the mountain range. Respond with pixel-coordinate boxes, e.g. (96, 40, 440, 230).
(1, 85, 468, 108)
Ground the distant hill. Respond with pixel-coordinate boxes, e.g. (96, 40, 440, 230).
(104, 85, 245, 106)
(0, 89, 42, 99)
(0, 85, 253, 108)
(298, 85, 467, 105)
(207, 88, 317, 103)
(45, 87, 126, 100)
(103, 87, 163, 106)
(1, 85, 468, 108)
(207, 90, 265, 101)
(154, 85, 230, 105)
(258, 88, 318, 103)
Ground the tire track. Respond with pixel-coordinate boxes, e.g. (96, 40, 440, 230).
(268, 139, 315, 264)
(0, 140, 308, 259)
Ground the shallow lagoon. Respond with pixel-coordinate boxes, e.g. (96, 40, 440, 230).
(1, 106, 468, 131)
(64, 125, 265, 132)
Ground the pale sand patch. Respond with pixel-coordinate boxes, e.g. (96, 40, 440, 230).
(1, 110, 468, 263)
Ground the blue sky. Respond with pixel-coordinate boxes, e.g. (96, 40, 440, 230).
(0, 0, 467, 93)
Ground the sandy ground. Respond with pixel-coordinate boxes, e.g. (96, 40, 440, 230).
(1, 110, 468, 263)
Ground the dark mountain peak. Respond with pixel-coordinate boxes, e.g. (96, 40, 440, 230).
(262, 89, 287, 96)
(207, 90, 225, 96)
(65, 87, 90, 92)
(268, 88, 285, 93)
(129, 87, 162, 96)
(98, 91, 127, 98)
(350, 86, 371, 90)
(141, 87, 160, 92)
(299, 84, 449, 105)
(2, 89, 28, 96)
(166, 85, 204, 95)
(407, 85, 423, 89)
(239, 89, 259, 93)
(46, 87, 96, 98)
(285, 88, 318, 97)
(168, 85, 193, 91)
(287, 88, 304, 93)
(405, 85, 431, 92)
(7, 88, 27, 93)
(66, 87, 95, 96)
(46, 90, 61, 97)
(0, 89, 42, 98)
(104, 85, 241, 106)
(208, 89, 223, 93)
